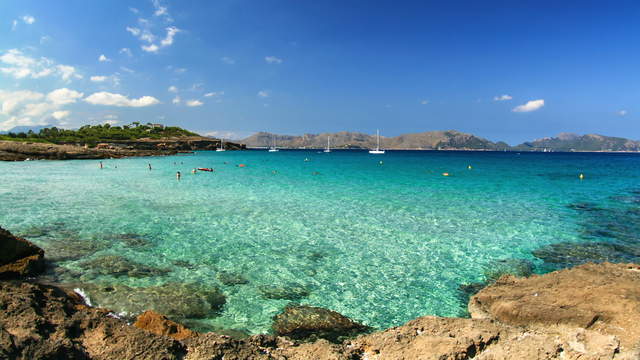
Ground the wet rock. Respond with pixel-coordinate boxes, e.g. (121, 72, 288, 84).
(483, 258, 533, 282)
(0, 281, 186, 359)
(532, 241, 640, 269)
(217, 271, 249, 286)
(272, 305, 371, 343)
(469, 262, 640, 348)
(259, 283, 310, 300)
(80, 282, 226, 320)
(0, 226, 45, 278)
(78, 255, 170, 278)
(134, 310, 198, 340)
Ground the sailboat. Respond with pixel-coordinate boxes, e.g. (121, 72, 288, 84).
(216, 138, 226, 152)
(268, 135, 279, 152)
(369, 129, 385, 154)
(323, 136, 331, 153)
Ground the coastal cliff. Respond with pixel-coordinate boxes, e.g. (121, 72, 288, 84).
(0, 136, 245, 161)
(2, 227, 640, 359)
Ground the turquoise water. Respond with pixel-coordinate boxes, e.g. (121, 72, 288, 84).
(2, 150, 640, 334)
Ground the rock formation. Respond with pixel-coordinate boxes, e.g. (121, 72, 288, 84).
(0, 227, 45, 278)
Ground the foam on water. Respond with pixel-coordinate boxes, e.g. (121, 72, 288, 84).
(1, 150, 639, 334)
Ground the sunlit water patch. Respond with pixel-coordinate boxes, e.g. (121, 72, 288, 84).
(2, 150, 640, 334)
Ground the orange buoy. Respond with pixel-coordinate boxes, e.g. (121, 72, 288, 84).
(238, 164, 246, 168)
(442, 172, 450, 176)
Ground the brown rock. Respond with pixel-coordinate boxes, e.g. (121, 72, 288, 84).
(272, 305, 371, 343)
(469, 262, 640, 349)
(134, 310, 198, 340)
(0, 227, 45, 278)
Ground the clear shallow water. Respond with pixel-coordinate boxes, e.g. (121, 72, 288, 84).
(2, 150, 640, 334)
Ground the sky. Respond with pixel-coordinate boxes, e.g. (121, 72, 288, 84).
(0, 0, 638, 144)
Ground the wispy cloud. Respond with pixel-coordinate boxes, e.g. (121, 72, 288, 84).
(420, 100, 429, 105)
(90, 75, 107, 82)
(204, 91, 224, 97)
(265, 56, 283, 64)
(186, 99, 203, 107)
(513, 99, 544, 113)
(119, 48, 133, 57)
(84, 92, 160, 107)
(22, 15, 35, 25)
(168, 85, 178, 93)
(0, 88, 83, 130)
(221, 57, 235, 64)
(172, 96, 181, 104)
(618, 110, 628, 116)
(98, 54, 111, 62)
(494, 94, 512, 101)
(257, 90, 270, 98)
(0, 49, 81, 82)
(126, 3, 180, 54)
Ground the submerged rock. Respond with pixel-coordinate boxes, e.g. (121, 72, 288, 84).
(78, 255, 170, 278)
(217, 271, 249, 286)
(272, 305, 371, 343)
(483, 258, 533, 282)
(0, 226, 45, 278)
(110, 233, 151, 248)
(43, 236, 105, 262)
(532, 241, 640, 269)
(566, 202, 605, 212)
(258, 283, 311, 300)
(80, 282, 226, 320)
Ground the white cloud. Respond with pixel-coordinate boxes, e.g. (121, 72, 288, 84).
(257, 90, 270, 98)
(90, 75, 107, 82)
(57, 65, 81, 81)
(84, 92, 160, 107)
(420, 100, 429, 105)
(175, 67, 186, 74)
(160, 26, 179, 47)
(186, 99, 203, 107)
(52, 110, 70, 120)
(98, 54, 111, 62)
(172, 96, 181, 104)
(494, 94, 513, 101)
(11, 20, 17, 31)
(265, 56, 283, 64)
(221, 57, 235, 64)
(513, 99, 545, 113)
(142, 44, 159, 53)
(120, 66, 134, 73)
(0, 90, 44, 115)
(618, 110, 628, 116)
(119, 48, 133, 57)
(152, 0, 173, 21)
(204, 91, 224, 97)
(0, 49, 82, 82)
(168, 85, 178, 93)
(126, 26, 141, 37)
(22, 15, 35, 25)
(46, 88, 83, 105)
(40, 35, 51, 44)
(129, 7, 139, 14)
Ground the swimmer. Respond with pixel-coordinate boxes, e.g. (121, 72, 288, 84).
(304, 158, 310, 162)
(148, 163, 152, 171)
(192, 168, 197, 174)
(99, 161, 103, 169)
(379, 160, 383, 165)
(272, 170, 278, 174)
(176, 171, 181, 180)
(312, 171, 320, 175)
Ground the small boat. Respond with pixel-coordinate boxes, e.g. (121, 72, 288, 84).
(197, 168, 214, 172)
(323, 136, 331, 153)
(268, 135, 279, 152)
(216, 138, 226, 152)
(369, 129, 385, 154)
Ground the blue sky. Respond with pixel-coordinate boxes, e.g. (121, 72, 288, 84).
(0, 0, 638, 144)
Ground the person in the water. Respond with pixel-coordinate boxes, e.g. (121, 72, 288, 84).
(176, 171, 181, 180)
(99, 161, 103, 169)
(148, 163, 152, 170)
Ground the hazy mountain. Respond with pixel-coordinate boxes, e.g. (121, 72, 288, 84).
(242, 130, 508, 150)
(0, 125, 51, 135)
(514, 133, 640, 152)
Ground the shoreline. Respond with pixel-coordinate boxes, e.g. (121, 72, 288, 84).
(2, 227, 640, 358)
(246, 146, 640, 153)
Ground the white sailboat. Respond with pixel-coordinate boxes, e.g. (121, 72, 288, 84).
(268, 135, 279, 152)
(216, 138, 226, 152)
(369, 129, 385, 154)
(323, 136, 331, 153)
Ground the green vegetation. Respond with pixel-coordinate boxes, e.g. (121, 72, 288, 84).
(0, 123, 198, 146)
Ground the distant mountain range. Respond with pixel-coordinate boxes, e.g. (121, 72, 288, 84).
(241, 131, 640, 152)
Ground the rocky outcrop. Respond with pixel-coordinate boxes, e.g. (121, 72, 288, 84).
(272, 305, 371, 343)
(469, 262, 640, 350)
(134, 310, 198, 340)
(0, 227, 44, 278)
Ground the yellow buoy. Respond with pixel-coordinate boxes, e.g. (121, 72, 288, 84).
(467, 165, 472, 170)
(579, 173, 585, 180)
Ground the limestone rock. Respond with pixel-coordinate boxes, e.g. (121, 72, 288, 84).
(0, 227, 45, 278)
(134, 310, 198, 340)
(272, 305, 371, 343)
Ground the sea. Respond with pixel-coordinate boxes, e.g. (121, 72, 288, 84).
(1, 149, 639, 334)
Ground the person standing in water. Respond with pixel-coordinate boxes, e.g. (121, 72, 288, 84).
(148, 163, 152, 171)
(176, 171, 181, 180)
(99, 161, 103, 169)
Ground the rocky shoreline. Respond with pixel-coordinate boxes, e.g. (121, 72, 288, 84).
(2, 227, 640, 359)
(0, 136, 245, 161)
